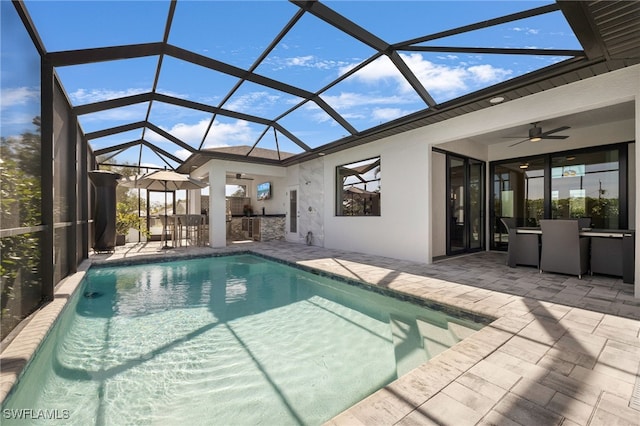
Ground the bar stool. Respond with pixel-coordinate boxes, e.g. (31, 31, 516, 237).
(174, 215, 187, 247)
(185, 214, 203, 246)
(159, 215, 176, 248)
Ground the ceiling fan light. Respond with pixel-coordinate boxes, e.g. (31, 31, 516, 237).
(529, 137, 542, 142)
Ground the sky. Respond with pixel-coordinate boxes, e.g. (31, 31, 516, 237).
(2, 0, 582, 169)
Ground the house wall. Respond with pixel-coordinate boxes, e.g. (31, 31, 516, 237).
(321, 134, 431, 263)
(198, 65, 639, 293)
(431, 152, 446, 257)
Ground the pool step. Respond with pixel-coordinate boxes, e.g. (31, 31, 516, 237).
(389, 315, 479, 377)
(389, 314, 428, 377)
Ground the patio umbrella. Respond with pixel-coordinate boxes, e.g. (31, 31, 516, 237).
(119, 170, 208, 248)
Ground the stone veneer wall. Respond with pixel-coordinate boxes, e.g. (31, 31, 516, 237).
(229, 218, 245, 240)
(259, 217, 285, 241)
(228, 217, 285, 241)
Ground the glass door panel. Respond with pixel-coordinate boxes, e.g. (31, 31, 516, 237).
(551, 149, 619, 228)
(289, 189, 298, 233)
(448, 156, 465, 253)
(446, 155, 486, 255)
(286, 185, 299, 241)
(491, 157, 544, 249)
(469, 159, 484, 250)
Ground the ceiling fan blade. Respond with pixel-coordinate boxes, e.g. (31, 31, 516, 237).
(541, 126, 570, 137)
(541, 135, 569, 140)
(509, 138, 529, 147)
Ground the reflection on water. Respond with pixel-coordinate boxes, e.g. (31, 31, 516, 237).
(1, 1, 43, 341)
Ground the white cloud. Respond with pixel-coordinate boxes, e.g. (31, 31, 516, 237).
(268, 55, 350, 71)
(401, 53, 469, 94)
(1, 86, 40, 110)
(175, 149, 192, 160)
(203, 120, 256, 148)
(1, 111, 38, 127)
(79, 103, 148, 123)
(371, 108, 406, 121)
(145, 119, 208, 146)
(467, 64, 512, 83)
(320, 91, 410, 110)
(512, 26, 539, 35)
(225, 91, 282, 113)
(145, 118, 257, 152)
(70, 87, 148, 104)
(339, 55, 399, 84)
(286, 55, 314, 67)
(338, 53, 513, 98)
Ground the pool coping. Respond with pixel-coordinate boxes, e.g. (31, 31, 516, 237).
(1, 247, 639, 425)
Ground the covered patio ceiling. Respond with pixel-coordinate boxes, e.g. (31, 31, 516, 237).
(17, 1, 640, 172)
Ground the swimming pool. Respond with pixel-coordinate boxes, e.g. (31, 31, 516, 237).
(2, 254, 487, 425)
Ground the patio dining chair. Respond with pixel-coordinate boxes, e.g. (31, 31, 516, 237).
(539, 219, 589, 279)
(500, 217, 540, 268)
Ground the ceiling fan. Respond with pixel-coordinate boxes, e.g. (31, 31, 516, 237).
(507, 122, 571, 147)
(226, 173, 254, 181)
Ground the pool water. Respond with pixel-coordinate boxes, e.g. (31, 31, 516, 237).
(2, 254, 485, 425)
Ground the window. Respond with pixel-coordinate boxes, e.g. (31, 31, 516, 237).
(551, 149, 620, 228)
(1, 1, 44, 340)
(492, 156, 545, 249)
(336, 157, 381, 216)
(226, 184, 247, 197)
(225, 184, 249, 216)
(490, 144, 628, 250)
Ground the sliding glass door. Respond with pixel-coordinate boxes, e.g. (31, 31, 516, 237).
(492, 156, 545, 250)
(447, 154, 485, 255)
(551, 149, 620, 228)
(490, 144, 628, 250)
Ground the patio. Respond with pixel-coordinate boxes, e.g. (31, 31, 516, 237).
(3, 240, 637, 424)
(2, 1, 639, 423)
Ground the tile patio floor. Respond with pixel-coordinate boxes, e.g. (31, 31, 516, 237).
(1, 240, 639, 425)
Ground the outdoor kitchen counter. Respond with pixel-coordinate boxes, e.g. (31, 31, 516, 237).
(229, 215, 285, 241)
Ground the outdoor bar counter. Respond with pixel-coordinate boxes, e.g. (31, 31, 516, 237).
(228, 214, 286, 241)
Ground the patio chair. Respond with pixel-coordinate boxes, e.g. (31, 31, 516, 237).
(590, 237, 623, 277)
(578, 217, 592, 229)
(185, 214, 204, 246)
(500, 217, 540, 268)
(540, 219, 589, 279)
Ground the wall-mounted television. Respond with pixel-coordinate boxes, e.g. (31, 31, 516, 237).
(257, 181, 272, 200)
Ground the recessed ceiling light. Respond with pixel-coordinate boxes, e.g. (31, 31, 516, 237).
(317, 152, 326, 156)
(489, 96, 505, 104)
(519, 163, 529, 169)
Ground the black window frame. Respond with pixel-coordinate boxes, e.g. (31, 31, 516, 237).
(335, 156, 381, 217)
(489, 142, 630, 251)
